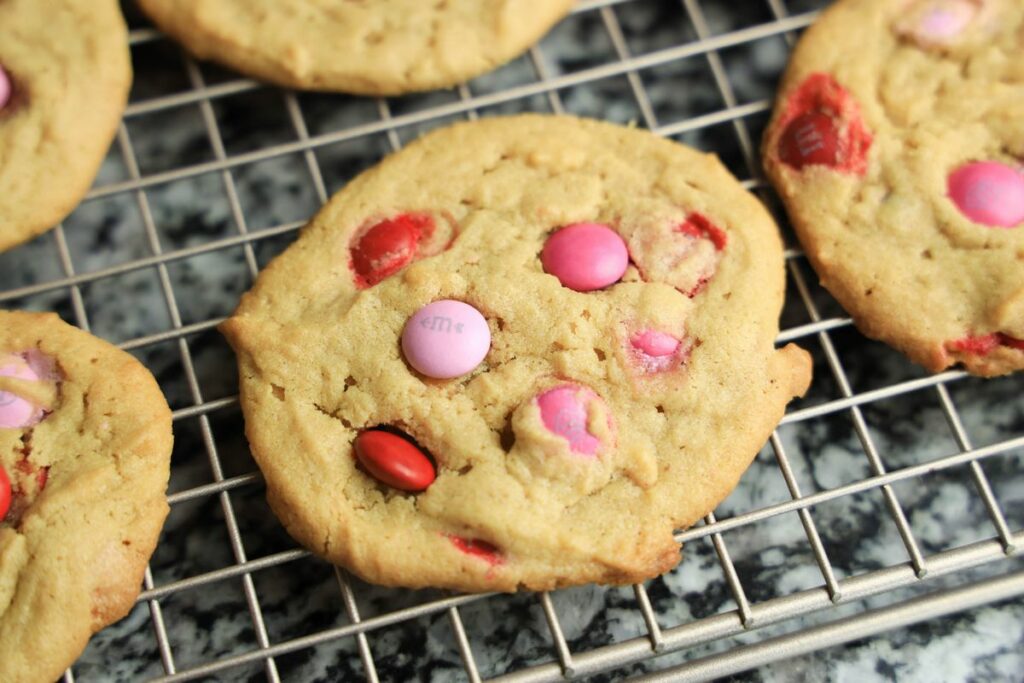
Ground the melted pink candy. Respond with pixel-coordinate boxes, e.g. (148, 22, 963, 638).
(447, 535, 503, 566)
(0, 65, 10, 111)
(536, 385, 603, 456)
(948, 162, 1024, 228)
(0, 354, 43, 429)
(631, 330, 680, 357)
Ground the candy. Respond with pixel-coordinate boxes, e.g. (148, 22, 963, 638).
(631, 330, 680, 357)
(447, 535, 503, 566)
(0, 65, 10, 111)
(779, 112, 841, 170)
(541, 223, 629, 292)
(536, 385, 603, 456)
(948, 333, 1024, 355)
(353, 429, 436, 492)
(776, 74, 872, 175)
(898, 0, 976, 46)
(402, 300, 491, 379)
(0, 353, 44, 429)
(351, 213, 435, 287)
(947, 161, 1024, 228)
(0, 465, 10, 522)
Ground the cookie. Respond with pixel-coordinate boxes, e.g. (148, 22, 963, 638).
(0, 0, 132, 254)
(0, 311, 173, 682)
(221, 115, 810, 591)
(135, 0, 576, 96)
(763, 0, 1024, 376)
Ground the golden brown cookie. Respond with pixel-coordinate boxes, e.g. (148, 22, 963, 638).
(763, 0, 1024, 376)
(135, 0, 575, 95)
(0, 0, 132, 253)
(222, 115, 811, 592)
(0, 311, 173, 682)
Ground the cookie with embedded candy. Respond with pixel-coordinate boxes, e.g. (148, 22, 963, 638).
(763, 0, 1024, 376)
(135, 0, 575, 96)
(0, 0, 131, 253)
(221, 115, 811, 592)
(0, 311, 173, 682)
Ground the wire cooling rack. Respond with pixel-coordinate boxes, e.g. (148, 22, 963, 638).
(1, 0, 1022, 680)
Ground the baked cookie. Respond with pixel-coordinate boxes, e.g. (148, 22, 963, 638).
(763, 0, 1024, 376)
(222, 115, 811, 592)
(0, 0, 132, 253)
(0, 311, 173, 682)
(135, 0, 576, 96)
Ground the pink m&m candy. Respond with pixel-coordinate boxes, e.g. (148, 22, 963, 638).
(917, 1, 975, 40)
(0, 465, 9, 522)
(0, 65, 10, 111)
(402, 300, 491, 379)
(631, 330, 680, 358)
(0, 353, 44, 429)
(541, 223, 629, 292)
(537, 385, 604, 456)
(948, 161, 1024, 228)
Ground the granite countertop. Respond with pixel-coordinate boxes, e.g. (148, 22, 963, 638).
(1, 0, 1022, 680)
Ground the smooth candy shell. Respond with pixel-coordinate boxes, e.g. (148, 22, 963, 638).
(537, 385, 602, 456)
(948, 162, 1024, 228)
(0, 65, 10, 110)
(402, 300, 491, 379)
(354, 430, 435, 492)
(779, 111, 840, 169)
(0, 354, 42, 429)
(0, 466, 9, 522)
(631, 330, 680, 357)
(541, 223, 629, 291)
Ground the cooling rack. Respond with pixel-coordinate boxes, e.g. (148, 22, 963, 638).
(1, 0, 1022, 680)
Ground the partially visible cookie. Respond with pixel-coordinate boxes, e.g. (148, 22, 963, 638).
(222, 115, 811, 592)
(135, 0, 575, 95)
(763, 0, 1024, 376)
(0, 311, 173, 682)
(0, 0, 132, 253)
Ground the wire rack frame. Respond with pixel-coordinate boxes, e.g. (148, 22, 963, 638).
(0, 0, 1021, 681)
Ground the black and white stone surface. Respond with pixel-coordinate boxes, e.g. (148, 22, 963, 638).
(0, 1, 1021, 681)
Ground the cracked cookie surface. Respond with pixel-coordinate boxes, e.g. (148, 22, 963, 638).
(0, 0, 131, 253)
(0, 311, 172, 683)
(763, 0, 1024, 376)
(222, 115, 811, 592)
(135, 0, 575, 95)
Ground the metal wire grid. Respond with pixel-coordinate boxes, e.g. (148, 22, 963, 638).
(0, 0, 1021, 680)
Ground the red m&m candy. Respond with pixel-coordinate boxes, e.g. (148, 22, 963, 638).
(351, 213, 434, 287)
(353, 429, 436, 492)
(779, 112, 841, 170)
(541, 223, 629, 292)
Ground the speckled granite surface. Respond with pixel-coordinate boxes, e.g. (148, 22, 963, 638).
(0, 1, 1022, 681)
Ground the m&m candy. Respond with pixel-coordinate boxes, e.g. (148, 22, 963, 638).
(402, 300, 491, 379)
(541, 223, 629, 292)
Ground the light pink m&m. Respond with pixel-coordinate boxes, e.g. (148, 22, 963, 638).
(541, 223, 629, 292)
(917, 1, 975, 39)
(402, 300, 491, 379)
(0, 353, 44, 429)
(537, 385, 604, 456)
(948, 161, 1024, 228)
(0, 65, 10, 111)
